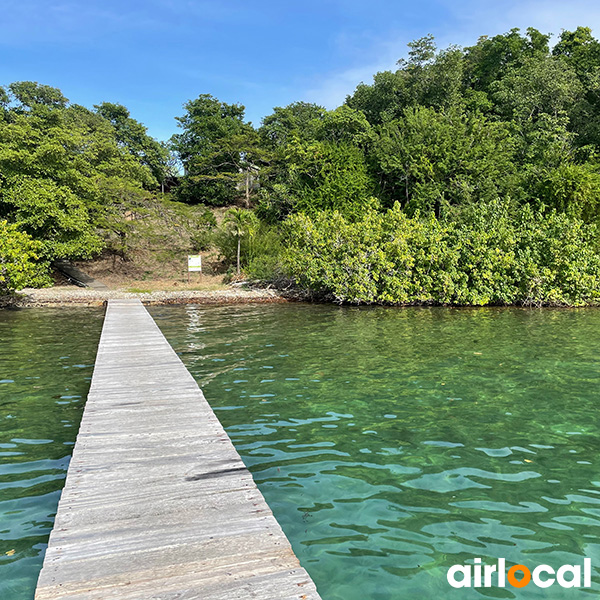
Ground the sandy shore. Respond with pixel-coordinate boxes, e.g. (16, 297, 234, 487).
(4, 286, 287, 308)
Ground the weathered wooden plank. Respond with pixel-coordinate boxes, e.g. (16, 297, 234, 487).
(35, 299, 322, 600)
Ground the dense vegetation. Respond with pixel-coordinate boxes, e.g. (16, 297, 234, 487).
(0, 82, 171, 292)
(3, 26, 600, 305)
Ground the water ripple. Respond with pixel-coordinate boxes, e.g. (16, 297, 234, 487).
(152, 304, 600, 599)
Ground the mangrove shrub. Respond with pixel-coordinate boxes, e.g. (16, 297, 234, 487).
(0, 220, 49, 292)
(282, 203, 600, 306)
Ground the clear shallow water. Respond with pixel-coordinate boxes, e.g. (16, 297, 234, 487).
(0, 308, 103, 600)
(151, 304, 600, 600)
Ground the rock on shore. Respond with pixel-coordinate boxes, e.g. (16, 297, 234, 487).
(4, 286, 285, 308)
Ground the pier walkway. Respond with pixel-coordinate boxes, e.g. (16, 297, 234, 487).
(35, 299, 321, 600)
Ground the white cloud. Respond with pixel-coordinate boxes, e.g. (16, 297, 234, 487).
(464, 0, 600, 40)
(303, 63, 389, 109)
(302, 33, 412, 109)
(302, 0, 600, 110)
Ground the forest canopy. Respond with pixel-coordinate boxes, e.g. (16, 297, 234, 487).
(3, 26, 600, 305)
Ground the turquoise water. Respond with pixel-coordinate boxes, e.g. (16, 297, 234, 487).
(0, 308, 103, 600)
(151, 304, 600, 599)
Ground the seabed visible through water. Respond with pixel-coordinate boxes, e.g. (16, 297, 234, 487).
(2, 303, 600, 599)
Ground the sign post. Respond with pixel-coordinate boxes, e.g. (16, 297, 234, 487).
(187, 255, 202, 283)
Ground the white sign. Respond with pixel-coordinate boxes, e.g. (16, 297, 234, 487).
(188, 255, 202, 272)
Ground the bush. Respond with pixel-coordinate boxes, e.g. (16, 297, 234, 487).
(244, 226, 283, 280)
(282, 202, 600, 306)
(263, 139, 377, 221)
(1, 175, 103, 260)
(214, 216, 282, 280)
(245, 253, 282, 281)
(0, 221, 50, 293)
(189, 207, 217, 251)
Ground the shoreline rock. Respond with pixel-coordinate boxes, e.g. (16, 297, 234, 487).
(2, 286, 288, 308)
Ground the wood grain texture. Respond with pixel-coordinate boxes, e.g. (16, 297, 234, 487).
(35, 299, 322, 600)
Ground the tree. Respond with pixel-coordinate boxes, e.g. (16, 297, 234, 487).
(553, 26, 600, 81)
(1, 175, 102, 260)
(171, 94, 260, 205)
(313, 105, 372, 144)
(95, 102, 168, 188)
(527, 162, 600, 221)
(372, 106, 519, 215)
(282, 138, 376, 218)
(0, 82, 154, 264)
(403, 34, 437, 68)
(223, 208, 258, 275)
(464, 28, 551, 92)
(0, 220, 49, 292)
(346, 70, 407, 125)
(348, 38, 467, 130)
(259, 101, 325, 147)
(552, 28, 600, 150)
(490, 56, 583, 122)
(8, 81, 68, 110)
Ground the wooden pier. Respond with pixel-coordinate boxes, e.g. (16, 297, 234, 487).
(35, 299, 322, 600)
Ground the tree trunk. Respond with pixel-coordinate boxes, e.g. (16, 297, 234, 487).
(245, 169, 250, 208)
(236, 236, 241, 276)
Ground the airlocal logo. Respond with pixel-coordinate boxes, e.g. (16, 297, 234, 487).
(447, 558, 592, 589)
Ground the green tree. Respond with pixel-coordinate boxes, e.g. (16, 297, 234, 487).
(0, 82, 154, 264)
(372, 106, 519, 215)
(552, 28, 600, 150)
(272, 138, 376, 219)
(346, 70, 407, 125)
(313, 105, 372, 144)
(0, 220, 49, 292)
(527, 162, 600, 221)
(259, 102, 325, 148)
(95, 102, 168, 188)
(171, 94, 260, 205)
(346, 37, 466, 125)
(1, 176, 102, 259)
(491, 56, 583, 122)
(8, 81, 68, 110)
(553, 26, 600, 81)
(464, 28, 551, 92)
(223, 208, 258, 275)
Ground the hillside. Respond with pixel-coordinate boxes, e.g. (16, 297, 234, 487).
(71, 199, 231, 292)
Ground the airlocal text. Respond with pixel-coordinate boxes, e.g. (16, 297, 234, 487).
(447, 558, 592, 589)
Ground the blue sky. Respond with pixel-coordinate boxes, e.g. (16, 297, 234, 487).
(3, 0, 600, 141)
